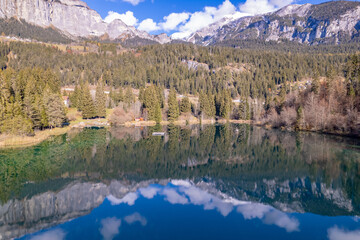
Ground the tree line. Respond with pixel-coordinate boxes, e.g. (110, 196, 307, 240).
(0, 67, 67, 135)
(3, 41, 359, 100)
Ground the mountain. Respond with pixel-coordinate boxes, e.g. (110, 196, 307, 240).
(0, 0, 171, 44)
(0, 0, 359, 46)
(189, 1, 360, 46)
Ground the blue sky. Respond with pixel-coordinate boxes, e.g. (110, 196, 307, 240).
(82, 0, 341, 38)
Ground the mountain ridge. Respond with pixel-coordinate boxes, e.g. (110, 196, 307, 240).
(0, 0, 359, 46)
(191, 1, 360, 46)
(0, 0, 171, 44)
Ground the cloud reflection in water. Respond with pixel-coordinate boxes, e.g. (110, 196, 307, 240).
(105, 180, 301, 233)
(328, 226, 360, 240)
(99, 217, 121, 240)
(30, 229, 66, 240)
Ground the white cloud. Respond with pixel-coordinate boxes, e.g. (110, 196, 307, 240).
(239, 0, 294, 15)
(160, 13, 190, 32)
(162, 188, 189, 205)
(122, 0, 145, 6)
(328, 227, 360, 240)
(237, 203, 299, 233)
(139, 186, 160, 199)
(100, 217, 121, 240)
(170, 0, 295, 39)
(30, 229, 66, 240)
(124, 213, 148, 226)
(138, 18, 160, 32)
(104, 11, 138, 26)
(107, 193, 138, 206)
(263, 211, 300, 233)
(237, 203, 271, 220)
(171, 0, 238, 39)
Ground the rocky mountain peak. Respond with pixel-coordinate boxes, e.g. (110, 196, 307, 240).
(274, 3, 312, 17)
(58, 0, 89, 8)
(189, 0, 360, 46)
(0, 0, 167, 44)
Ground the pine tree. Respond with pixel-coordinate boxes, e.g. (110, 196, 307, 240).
(218, 90, 232, 119)
(238, 101, 246, 120)
(142, 85, 160, 121)
(2, 96, 33, 135)
(199, 91, 215, 118)
(0, 72, 9, 123)
(43, 87, 66, 128)
(311, 68, 320, 94)
(23, 77, 43, 128)
(245, 99, 251, 120)
(70, 84, 81, 109)
(95, 79, 106, 118)
(81, 82, 96, 119)
(296, 106, 303, 130)
(124, 86, 134, 105)
(154, 100, 162, 124)
(168, 88, 179, 122)
(138, 87, 145, 103)
(180, 96, 191, 113)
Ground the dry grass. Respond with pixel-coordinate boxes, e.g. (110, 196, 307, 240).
(0, 127, 70, 149)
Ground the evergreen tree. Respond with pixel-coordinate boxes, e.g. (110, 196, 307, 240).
(238, 101, 246, 120)
(311, 68, 320, 94)
(95, 79, 106, 118)
(168, 88, 179, 122)
(199, 91, 215, 118)
(43, 87, 66, 128)
(124, 86, 134, 105)
(110, 87, 124, 106)
(245, 99, 251, 120)
(23, 78, 42, 128)
(296, 106, 303, 130)
(142, 85, 161, 121)
(180, 96, 191, 113)
(70, 84, 81, 108)
(217, 90, 232, 119)
(81, 82, 96, 119)
(154, 100, 162, 124)
(2, 96, 33, 135)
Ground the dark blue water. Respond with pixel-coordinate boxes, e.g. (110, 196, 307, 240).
(1, 125, 360, 240)
(17, 182, 360, 240)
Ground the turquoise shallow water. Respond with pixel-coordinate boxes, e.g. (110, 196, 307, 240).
(0, 124, 359, 240)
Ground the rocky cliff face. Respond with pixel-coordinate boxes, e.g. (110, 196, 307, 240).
(190, 1, 360, 46)
(0, 0, 168, 43)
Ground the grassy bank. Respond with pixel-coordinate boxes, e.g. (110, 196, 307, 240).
(0, 127, 70, 149)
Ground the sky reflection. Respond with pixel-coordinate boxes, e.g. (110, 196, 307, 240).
(18, 180, 360, 240)
(107, 180, 300, 232)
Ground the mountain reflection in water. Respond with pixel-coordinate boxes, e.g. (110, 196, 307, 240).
(0, 124, 359, 240)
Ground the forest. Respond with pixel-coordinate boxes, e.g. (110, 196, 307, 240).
(0, 40, 359, 135)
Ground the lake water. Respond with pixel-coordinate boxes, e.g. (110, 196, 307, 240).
(0, 124, 360, 240)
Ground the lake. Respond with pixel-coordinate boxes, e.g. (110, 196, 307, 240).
(0, 124, 359, 240)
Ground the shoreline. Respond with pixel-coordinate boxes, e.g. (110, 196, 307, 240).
(1, 117, 356, 149)
(0, 118, 253, 149)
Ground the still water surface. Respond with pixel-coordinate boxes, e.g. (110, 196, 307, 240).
(0, 124, 359, 240)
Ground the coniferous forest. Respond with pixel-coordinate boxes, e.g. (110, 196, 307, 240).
(0, 40, 359, 135)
